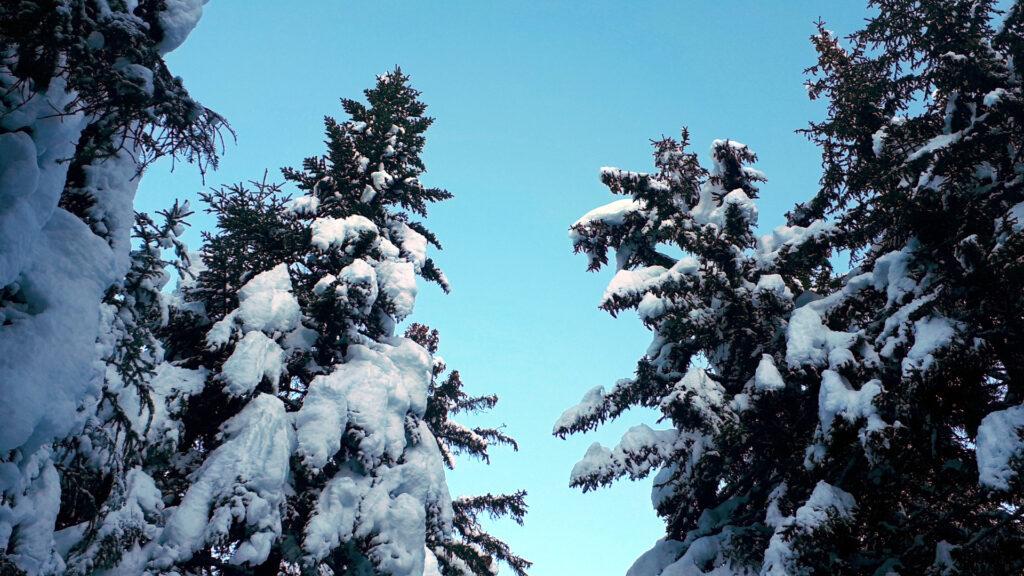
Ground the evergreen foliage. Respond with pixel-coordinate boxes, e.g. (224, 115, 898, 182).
(559, 2, 1024, 574)
(111, 70, 529, 576)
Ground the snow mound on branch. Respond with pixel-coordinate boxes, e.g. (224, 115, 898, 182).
(0, 211, 112, 455)
(661, 367, 727, 428)
(154, 394, 294, 568)
(310, 215, 377, 251)
(304, 420, 451, 575)
(818, 371, 885, 436)
(761, 482, 856, 576)
(785, 307, 857, 370)
(757, 220, 835, 265)
(236, 263, 301, 334)
(701, 189, 758, 230)
(903, 316, 958, 375)
(0, 447, 64, 574)
(221, 331, 284, 396)
(376, 260, 418, 319)
(570, 425, 678, 486)
(392, 222, 429, 270)
(754, 354, 786, 392)
(149, 363, 205, 438)
(157, 0, 207, 54)
(553, 385, 606, 435)
(976, 405, 1024, 491)
(575, 197, 643, 227)
(626, 538, 686, 576)
(207, 264, 302, 346)
(295, 339, 433, 471)
(602, 258, 699, 307)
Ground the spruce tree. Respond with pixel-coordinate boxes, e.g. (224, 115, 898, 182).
(1, 2, 223, 573)
(136, 69, 526, 576)
(559, 2, 1024, 574)
(58, 203, 205, 576)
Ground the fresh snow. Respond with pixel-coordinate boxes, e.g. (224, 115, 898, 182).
(976, 405, 1024, 491)
(153, 394, 294, 568)
(754, 354, 786, 392)
(221, 331, 285, 395)
(310, 215, 378, 251)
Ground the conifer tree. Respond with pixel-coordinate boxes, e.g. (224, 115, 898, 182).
(58, 203, 205, 576)
(136, 69, 527, 576)
(1, 2, 222, 572)
(559, 2, 1024, 575)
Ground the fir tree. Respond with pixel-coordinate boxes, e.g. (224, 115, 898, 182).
(559, 2, 1024, 575)
(136, 69, 526, 576)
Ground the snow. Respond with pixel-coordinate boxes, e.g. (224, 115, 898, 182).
(295, 339, 433, 471)
(337, 258, 379, 312)
(0, 210, 112, 455)
(907, 131, 963, 161)
(221, 331, 284, 395)
(872, 127, 888, 156)
(303, 419, 451, 575)
(310, 215, 378, 251)
(0, 3, 208, 571)
(570, 425, 679, 486)
(976, 404, 1024, 491)
(753, 274, 793, 304)
(817, 371, 885, 436)
(146, 363, 206, 448)
(285, 194, 320, 215)
(602, 258, 699, 307)
(207, 264, 302, 347)
(661, 367, 727, 428)
(754, 354, 786, 392)
(572, 198, 643, 230)
(761, 482, 856, 576)
(704, 189, 758, 230)
(785, 307, 858, 370)
(153, 394, 294, 568)
(983, 88, 1007, 107)
(871, 246, 918, 306)
(236, 263, 302, 334)
(65, 468, 164, 575)
(393, 222, 429, 269)
(626, 539, 686, 576)
(376, 260, 418, 319)
(553, 385, 606, 435)
(0, 447, 64, 575)
(370, 168, 393, 192)
(157, 0, 206, 54)
(757, 220, 836, 265)
(903, 316, 957, 375)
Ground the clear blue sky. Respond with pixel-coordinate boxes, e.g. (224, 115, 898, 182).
(138, 2, 870, 574)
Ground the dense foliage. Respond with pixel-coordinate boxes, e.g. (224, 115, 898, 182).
(559, 1, 1024, 574)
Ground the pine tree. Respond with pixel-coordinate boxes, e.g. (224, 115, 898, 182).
(559, 2, 1024, 575)
(133, 69, 526, 576)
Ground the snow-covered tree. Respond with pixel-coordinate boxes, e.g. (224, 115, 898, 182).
(558, 2, 1024, 574)
(135, 69, 526, 576)
(58, 203, 206, 576)
(405, 323, 530, 576)
(0, 2, 222, 573)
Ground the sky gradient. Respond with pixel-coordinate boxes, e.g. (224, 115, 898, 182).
(138, 2, 871, 574)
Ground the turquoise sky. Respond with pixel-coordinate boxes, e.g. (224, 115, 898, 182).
(138, 2, 870, 574)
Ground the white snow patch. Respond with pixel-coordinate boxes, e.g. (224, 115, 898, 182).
(976, 405, 1024, 491)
